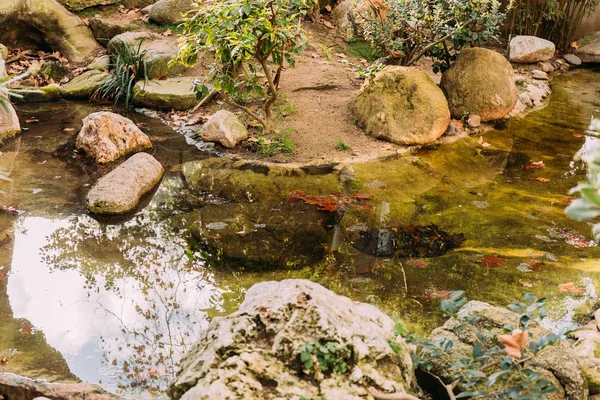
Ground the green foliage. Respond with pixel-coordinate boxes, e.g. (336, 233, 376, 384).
(334, 139, 351, 151)
(298, 341, 352, 375)
(250, 132, 296, 156)
(178, 0, 315, 133)
(357, 0, 509, 72)
(94, 40, 148, 108)
(344, 39, 385, 62)
(406, 291, 575, 399)
(274, 95, 297, 117)
(566, 118, 600, 238)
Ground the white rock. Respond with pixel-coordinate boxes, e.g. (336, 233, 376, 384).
(198, 110, 248, 148)
(531, 69, 548, 80)
(509, 35, 555, 63)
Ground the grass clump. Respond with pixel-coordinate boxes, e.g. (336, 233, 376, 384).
(250, 132, 296, 157)
(335, 140, 351, 151)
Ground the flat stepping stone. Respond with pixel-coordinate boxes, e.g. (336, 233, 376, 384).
(133, 77, 198, 110)
(60, 70, 108, 98)
(87, 152, 164, 215)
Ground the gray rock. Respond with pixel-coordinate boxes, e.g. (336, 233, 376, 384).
(169, 279, 416, 400)
(198, 110, 248, 148)
(12, 84, 61, 103)
(539, 61, 554, 73)
(509, 35, 555, 63)
(88, 17, 136, 46)
(87, 152, 164, 214)
(518, 91, 533, 107)
(87, 55, 111, 71)
(107, 32, 186, 79)
(564, 53, 583, 66)
(60, 70, 108, 99)
(0, 103, 20, 141)
(527, 83, 547, 103)
(76, 111, 152, 164)
(576, 32, 600, 63)
(355, 66, 450, 145)
(427, 301, 587, 400)
(133, 77, 198, 110)
(531, 69, 549, 80)
(141, 4, 153, 14)
(148, 0, 195, 25)
(467, 114, 481, 128)
(0, 0, 102, 62)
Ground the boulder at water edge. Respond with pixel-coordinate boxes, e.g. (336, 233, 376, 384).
(169, 279, 416, 400)
(133, 77, 198, 110)
(148, 0, 196, 25)
(60, 70, 108, 99)
(76, 112, 152, 164)
(427, 301, 588, 400)
(509, 35, 555, 63)
(198, 110, 249, 148)
(87, 152, 164, 214)
(441, 48, 517, 122)
(0, 0, 102, 63)
(576, 32, 600, 63)
(354, 66, 450, 145)
(0, 103, 21, 141)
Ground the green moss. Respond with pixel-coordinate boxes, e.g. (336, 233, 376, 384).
(344, 39, 385, 62)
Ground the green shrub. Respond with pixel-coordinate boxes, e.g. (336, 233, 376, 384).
(178, 0, 315, 133)
(334, 140, 351, 151)
(93, 40, 148, 108)
(357, 0, 509, 72)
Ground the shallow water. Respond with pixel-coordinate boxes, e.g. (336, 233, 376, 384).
(0, 69, 599, 398)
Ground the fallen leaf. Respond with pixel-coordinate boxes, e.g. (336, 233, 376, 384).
(406, 259, 431, 268)
(325, 4, 332, 11)
(559, 197, 573, 205)
(323, 20, 334, 29)
(525, 161, 545, 170)
(558, 282, 584, 294)
(523, 259, 545, 271)
(573, 133, 583, 138)
(519, 280, 533, 288)
(334, 52, 347, 59)
(162, 29, 173, 37)
(156, 75, 168, 80)
(498, 329, 529, 359)
(533, 177, 550, 182)
(25, 118, 39, 124)
(425, 289, 451, 299)
(481, 255, 507, 268)
(63, 128, 75, 132)
(1, 357, 7, 365)
(478, 136, 491, 147)
(571, 41, 579, 49)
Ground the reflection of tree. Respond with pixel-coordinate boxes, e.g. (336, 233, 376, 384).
(37, 177, 223, 397)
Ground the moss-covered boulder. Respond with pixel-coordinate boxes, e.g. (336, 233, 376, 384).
(12, 84, 60, 102)
(354, 66, 450, 145)
(0, 0, 102, 63)
(132, 77, 197, 110)
(60, 70, 108, 98)
(148, 0, 195, 25)
(0, 103, 21, 141)
(41, 61, 69, 82)
(0, 44, 7, 60)
(575, 32, 600, 63)
(441, 48, 517, 121)
(86, 55, 110, 71)
(58, 0, 118, 11)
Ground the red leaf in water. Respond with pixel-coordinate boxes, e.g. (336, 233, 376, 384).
(559, 197, 573, 205)
(558, 282, 584, 294)
(482, 255, 507, 268)
(406, 259, 431, 268)
(524, 259, 545, 271)
(425, 289, 452, 299)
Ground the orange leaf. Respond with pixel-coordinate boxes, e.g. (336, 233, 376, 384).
(498, 329, 529, 359)
(525, 161, 545, 170)
(519, 280, 533, 288)
(571, 41, 579, 49)
(482, 255, 507, 268)
(558, 282, 584, 294)
(425, 289, 451, 299)
(534, 177, 550, 182)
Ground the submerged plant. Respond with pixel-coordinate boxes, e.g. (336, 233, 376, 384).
(94, 40, 148, 108)
(178, 0, 315, 133)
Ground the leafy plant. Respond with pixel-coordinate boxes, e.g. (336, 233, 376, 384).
(178, 0, 315, 133)
(335, 139, 351, 151)
(298, 340, 352, 375)
(566, 118, 600, 238)
(404, 291, 575, 399)
(274, 95, 297, 117)
(356, 0, 510, 72)
(249, 132, 296, 156)
(93, 39, 148, 108)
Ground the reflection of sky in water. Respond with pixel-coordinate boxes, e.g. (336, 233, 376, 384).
(8, 215, 223, 398)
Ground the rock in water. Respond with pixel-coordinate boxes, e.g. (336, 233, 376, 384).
(576, 32, 600, 63)
(441, 48, 517, 122)
(563, 53, 583, 66)
(76, 112, 152, 164)
(169, 279, 416, 400)
(198, 110, 249, 148)
(133, 77, 198, 110)
(60, 70, 108, 99)
(0, 0, 102, 63)
(0, 103, 21, 141)
(87, 152, 164, 214)
(354, 66, 450, 145)
(148, 0, 195, 25)
(509, 36, 555, 63)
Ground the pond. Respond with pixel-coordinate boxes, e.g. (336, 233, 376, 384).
(0, 68, 599, 399)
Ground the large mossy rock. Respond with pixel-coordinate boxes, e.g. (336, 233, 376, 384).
(0, 104, 21, 141)
(441, 48, 517, 122)
(132, 77, 197, 110)
(13, 84, 61, 102)
(60, 70, 108, 98)
(87, 152, 164, 214)
(0, 0, 102, 63)
(76, 111, 152, 164)
(169, 279, 416, 400)
(354, 66, 450, 145)
(107, 32, 186, 79)
(427, 301, 588, 400)
(575, 32, 600, 63)
(148, 0, 195, 25)
(57, 0, 118, 11)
